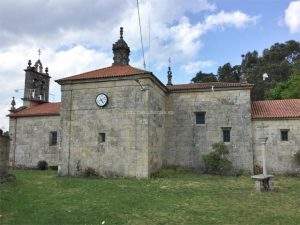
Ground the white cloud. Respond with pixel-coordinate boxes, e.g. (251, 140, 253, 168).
(0, 45, 112, 130)
(181, 60, 215, 75)
(203, 10, 258, 30)
(285, 1, 300, 33)
(0, 1, 258, 130)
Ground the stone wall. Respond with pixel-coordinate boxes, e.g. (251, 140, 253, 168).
(148, 81, 167, 174)
(59, 77, 161, 178)
(252, 119, 300, 174)
(0, 131, 10, 177)
(164, 89, 253, 172)
(9, 116, 60, 168)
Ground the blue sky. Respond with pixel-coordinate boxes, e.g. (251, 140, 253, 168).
(199, 0, 299, 72)
(0, 0, 299, 130)
(155, 0, 300, 84)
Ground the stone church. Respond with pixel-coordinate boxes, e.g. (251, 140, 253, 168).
(8, 28, 300, 177)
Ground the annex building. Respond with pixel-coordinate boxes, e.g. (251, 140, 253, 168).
(8, 28, 300, 177)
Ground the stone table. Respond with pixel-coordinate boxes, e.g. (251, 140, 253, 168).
(251, 174, 274, 192)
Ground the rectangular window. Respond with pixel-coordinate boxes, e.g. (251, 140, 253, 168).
(99, 133, 106, 143)
(222, 127, 231, 142)
(49, 131, 58, 146)
(195, 112, 206, 124)
(281, 129, 289, 141)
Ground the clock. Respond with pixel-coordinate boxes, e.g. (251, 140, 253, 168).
(96, 93, 108, 107)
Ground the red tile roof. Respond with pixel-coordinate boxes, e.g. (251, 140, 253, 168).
(251, 99, 300, 120)
(167, 82, 253, 91)
(8, 102, 61, 118)
(56, 65, 150, 83)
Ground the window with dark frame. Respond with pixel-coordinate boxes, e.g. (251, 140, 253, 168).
(49, 131, 58, 146)
(195, 112, 206, 124)
(99, 133, 106, 143)
(280, 129, 289, 141)
(222, 127, 231, 142)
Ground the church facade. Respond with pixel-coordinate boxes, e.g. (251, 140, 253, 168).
(8, 28, 300, 177)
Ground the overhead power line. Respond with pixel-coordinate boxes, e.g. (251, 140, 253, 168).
(136, 0, 146, 69)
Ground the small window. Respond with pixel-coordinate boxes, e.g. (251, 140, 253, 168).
(99, 133, 106, 143)
(222, 127, 231, 142)
(195, 112, 206, 124)
(281, 130, 289, 141)
(49, 131, 58, 146)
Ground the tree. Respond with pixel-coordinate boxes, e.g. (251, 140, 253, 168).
(191, 71, 217, 83)
(242, 41, 300, 100)
(218, 63, 240, 82)
(266, 60, 300, 99)
(190, 40, 300, 100)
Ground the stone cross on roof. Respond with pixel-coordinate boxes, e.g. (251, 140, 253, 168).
(38, 49, 41, 59)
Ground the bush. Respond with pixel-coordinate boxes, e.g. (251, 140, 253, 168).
(294, 151, 300, 165)
(84, 167, 98, 177)
(37, 160, 48, 170)
(202, 142, 232, 175)
(49, 166, 58, 170)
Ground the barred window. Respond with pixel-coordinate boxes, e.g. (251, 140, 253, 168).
(99, 133, 106, 143)
(195, 112, 206, 124)
(222, 127, 231, 142)
(49, 131, 58, 146)
(280, 130, 289, 141)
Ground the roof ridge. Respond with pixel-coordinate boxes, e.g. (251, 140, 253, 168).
(56, 64, 151, 83)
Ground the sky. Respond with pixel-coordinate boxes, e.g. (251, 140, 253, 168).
(0, 0, 299, 131)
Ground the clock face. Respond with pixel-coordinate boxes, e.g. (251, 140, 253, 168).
(96, 93, 108, 107)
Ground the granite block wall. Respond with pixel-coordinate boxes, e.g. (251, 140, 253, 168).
(164, 89, 253, 172)
(0, 132, 10, 177)
(59, 77, 157, 178)
(252, 119, 300, 174)
(9, 116, 60, 168)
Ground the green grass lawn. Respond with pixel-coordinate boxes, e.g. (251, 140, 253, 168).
(0, 169, 299, 225)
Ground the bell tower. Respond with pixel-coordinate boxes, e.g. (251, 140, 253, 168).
(22, 58, 50, 107)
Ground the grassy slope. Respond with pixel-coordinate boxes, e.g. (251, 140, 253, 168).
(0, 169, 299, 225)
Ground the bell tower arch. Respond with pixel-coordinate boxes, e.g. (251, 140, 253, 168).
(22, 59, 50, 107)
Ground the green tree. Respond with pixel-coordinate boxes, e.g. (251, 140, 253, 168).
(242, 41, 300, 100)
(218, 63, 240, 82)
(190, 40, 300, 100)
(267, 60, 300, 99)
(191, 71, 217, 83)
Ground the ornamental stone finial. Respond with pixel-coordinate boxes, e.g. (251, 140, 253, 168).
(112, 27, 130, 65)
(120, 27, 123, 39)
(27, 60, 32, 68)
(167, 57, 173, 86)
(10, 97, 16, 111)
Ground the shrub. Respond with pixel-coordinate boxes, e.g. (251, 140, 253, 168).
(0, 174, 16, 184)
(202, 142, 233, 175)
(49, 166, 58, 170)
(84, 167, 98, 177)
(37, 160, 48, 170)
(295, 151, 300, 165)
